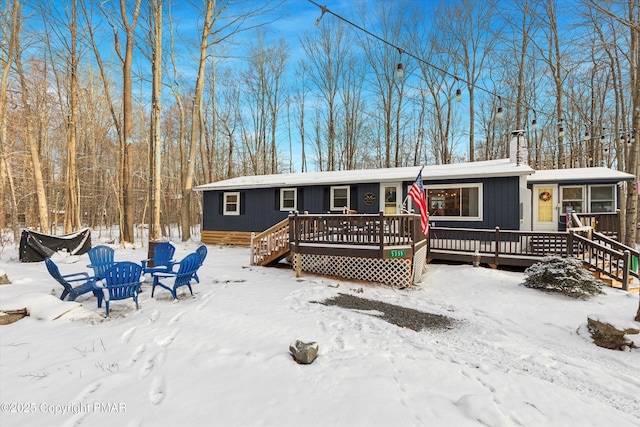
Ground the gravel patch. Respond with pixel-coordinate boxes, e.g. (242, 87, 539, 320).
(314, 293, 458, 332)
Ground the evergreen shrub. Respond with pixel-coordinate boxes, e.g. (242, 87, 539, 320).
(522, 255, 605, 299)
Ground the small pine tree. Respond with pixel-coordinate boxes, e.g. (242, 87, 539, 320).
(522, 256, 605, 299)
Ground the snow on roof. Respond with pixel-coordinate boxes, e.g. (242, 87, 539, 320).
(527, 167, 635, 183)
(195, 158, 534, 191)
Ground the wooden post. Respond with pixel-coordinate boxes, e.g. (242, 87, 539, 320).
(379, 211, 385, 258)
(492, 227, 500, 268)
(567, 231, 574, 257)
(295, 252, 302, 278)
(623, 250, 630, 291)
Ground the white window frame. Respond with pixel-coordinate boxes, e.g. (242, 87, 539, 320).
(330, 186, 350, 211)
(423, 183, 483, 221)
(560, 185, 585, 214)
(588, 184, 616, 213)
(223, 192, 240, 216)
(280, 188, 297, 211)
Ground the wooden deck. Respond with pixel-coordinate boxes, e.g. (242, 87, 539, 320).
(246, 211, 638, 291)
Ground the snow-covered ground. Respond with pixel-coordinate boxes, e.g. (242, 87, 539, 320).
(1, 236, 639, 427)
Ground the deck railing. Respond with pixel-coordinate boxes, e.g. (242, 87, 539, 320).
(575, 212, 620, 238)
(428, 226, 636, 289)
(289, 212, 426, 257)
(250, 218, 290, 265)
(427, 226, 570, 266)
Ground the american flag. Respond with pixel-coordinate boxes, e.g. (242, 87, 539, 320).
(408, 168, 429, 236)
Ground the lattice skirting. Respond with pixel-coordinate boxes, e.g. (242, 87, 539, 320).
(294, 253, 418, 288)
(413, 245, 427, 284)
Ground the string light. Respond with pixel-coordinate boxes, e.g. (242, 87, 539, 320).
(308, 1, 633, 138)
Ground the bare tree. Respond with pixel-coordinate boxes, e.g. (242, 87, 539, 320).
(149, 0, 162, 241)
(0, 0, 20, 238)
(440, 0, 499, 162)
(299, 18, 350, 171)
(13, 3, 49, 231)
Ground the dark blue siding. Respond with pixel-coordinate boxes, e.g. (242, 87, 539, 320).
(201, 176, 522, 233)
(423, 176, 520, 230)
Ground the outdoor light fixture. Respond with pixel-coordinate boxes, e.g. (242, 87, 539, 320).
(456, 88, 462, 102)
(584, 131, 589, 141)
(396, 63, 404, 79)
(532, 118, 537, 130)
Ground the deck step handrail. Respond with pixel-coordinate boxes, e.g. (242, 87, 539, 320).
(570, 232, 632, 289)
(590, 232, 639, 280)
(250, 218, 290, 266)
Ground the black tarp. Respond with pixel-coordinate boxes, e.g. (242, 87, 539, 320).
(19, 228, 92, 262)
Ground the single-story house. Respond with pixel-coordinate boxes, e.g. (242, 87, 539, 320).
(195, 133, 635, 245)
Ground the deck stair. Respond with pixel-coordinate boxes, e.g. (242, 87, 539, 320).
(250, 218, 290, 266)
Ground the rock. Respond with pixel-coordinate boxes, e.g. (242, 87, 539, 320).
(0, 273, 10, 285)
(587, 317, 639, 351)
(289, 340, 318, 364)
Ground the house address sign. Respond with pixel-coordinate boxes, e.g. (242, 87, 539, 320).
(389, 249, 406, 258)
(363, 192, 376, 206)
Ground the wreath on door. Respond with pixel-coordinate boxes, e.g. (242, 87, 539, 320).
(539, 191, 552, 202)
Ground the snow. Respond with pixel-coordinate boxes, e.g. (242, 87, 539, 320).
(195, 159, 533, 191)
(527, 167, 635, 183)
(1, 236, 640, 427)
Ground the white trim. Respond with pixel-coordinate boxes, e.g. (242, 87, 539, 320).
(424, 183, 483, 221)
(588, 184, 616, 213)
(330, 186, 350, 211)
(280, 188, 297, 211)
(223, 192, 240, 216)
(380, 182, 402, 214)
(560, 185, 585, 214)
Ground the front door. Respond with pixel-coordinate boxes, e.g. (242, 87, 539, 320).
(380, 183, 402, 214)
(532, 184, 558, 231)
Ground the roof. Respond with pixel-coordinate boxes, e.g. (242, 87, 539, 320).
(527, 167, 635, 184)
(195, 159, 535, 191)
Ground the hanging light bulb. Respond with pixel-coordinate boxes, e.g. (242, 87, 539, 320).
(396, 63, 404, 79)
(583, 131, 589, 141)
(455, 88, 462, 102)
(496, 106, 503, 120)
(559, 127, 565, 137)
(532, 118, 537, 130)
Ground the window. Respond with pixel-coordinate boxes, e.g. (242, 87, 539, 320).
(223, 192, 240, 215)
(561, 186, 584, 214)
(330, 186, 350, 211)
(590, 185, 615, 213)
(425, 184, 482, 220)
(280, 188, 297, 211)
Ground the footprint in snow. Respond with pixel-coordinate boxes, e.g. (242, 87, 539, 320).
(121, 326, 137, 344)
(149, 376, 166, 405)
(129, 344, 146, 366)
(155, 329, 179, 348)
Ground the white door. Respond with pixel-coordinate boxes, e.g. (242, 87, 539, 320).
(532, 184, 558, 231)
(380, 183, 402, 214)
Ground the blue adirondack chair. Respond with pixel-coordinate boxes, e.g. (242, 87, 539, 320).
(98, 262, 144, 316)
(45, 258, 103, 303)
(87, 245, 115, 280)
(141, 242, 176, 275)
(151, 253, 201, 300)
(192, 245, 208, 283)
